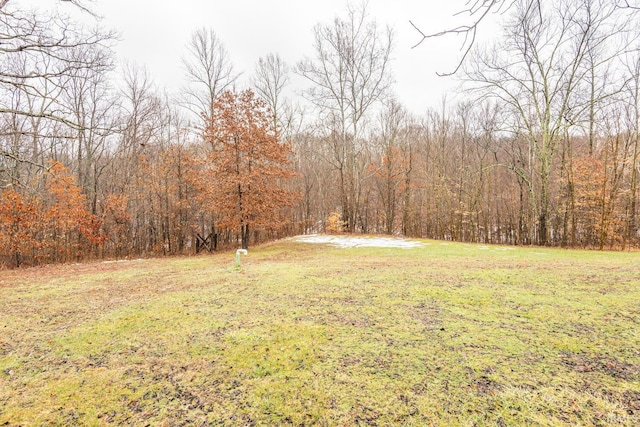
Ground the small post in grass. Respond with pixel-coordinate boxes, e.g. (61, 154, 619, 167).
(235, 249, 248, 269)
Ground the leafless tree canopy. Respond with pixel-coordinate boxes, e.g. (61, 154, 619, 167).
(180, 27, 239, 122)
(251, 53, 290, 130)
(297, 2, 394, 231)
(0, 0, 115, 176)
(411, 0, 640, 76)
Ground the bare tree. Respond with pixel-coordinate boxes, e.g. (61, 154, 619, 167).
(180, 27, 239, 123)
(373, 99, 414, 235)
(119, 62, 160, 150)
(463, 0, 636, 245)
(622, 50, 640, 246)
(297, 2, 393, 231)
(0, 0, 115, 169)
(411, 0, 640, 76)
(59, 41, 117, 213)
(251, 53, 290, 132)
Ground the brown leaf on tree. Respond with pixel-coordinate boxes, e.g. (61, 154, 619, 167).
(202, 89, 298, 249)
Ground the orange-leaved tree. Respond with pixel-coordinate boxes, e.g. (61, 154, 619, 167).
(0, 162, 103, 267)
(100, 193, 132, 258)
(44, 161, 104, 262)
(204, 89, 297, 249)
(0, 189, 41, 267)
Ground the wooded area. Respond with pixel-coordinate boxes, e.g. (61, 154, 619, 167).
(1, 0, 640, 267)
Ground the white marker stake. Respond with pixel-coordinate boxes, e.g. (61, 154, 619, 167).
(235, 249, 248, 268)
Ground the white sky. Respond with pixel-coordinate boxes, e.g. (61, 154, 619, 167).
(36, 0, 502, 115)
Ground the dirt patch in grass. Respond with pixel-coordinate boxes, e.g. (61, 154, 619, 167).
(562, 352, 640, 381)
(410, 301, 444, 331)
(622, 390, 640, 412)
(473, 374, 503, 395)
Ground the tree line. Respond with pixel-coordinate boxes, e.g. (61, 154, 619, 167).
(1, 0, 639, 267)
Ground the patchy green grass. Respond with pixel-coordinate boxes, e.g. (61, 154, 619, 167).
(0, 238, 639, 426)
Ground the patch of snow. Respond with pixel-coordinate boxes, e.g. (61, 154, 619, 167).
(293, 234, 425, 249)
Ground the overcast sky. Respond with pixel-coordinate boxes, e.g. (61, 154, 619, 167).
(42, 0, 502, 115)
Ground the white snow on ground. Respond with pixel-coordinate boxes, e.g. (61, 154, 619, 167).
(293, 234, 425, 249)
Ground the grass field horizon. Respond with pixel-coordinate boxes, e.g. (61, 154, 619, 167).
(1, 236, 639, 426)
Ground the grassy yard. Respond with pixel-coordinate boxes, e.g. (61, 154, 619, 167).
(0, 237, 639, 426)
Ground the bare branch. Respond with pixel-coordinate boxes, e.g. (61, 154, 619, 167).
(410, 0, 514, 76)
(180, 27, 240, 122)
(59, 0, 99, 17)
(616, 0, 640, 10)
